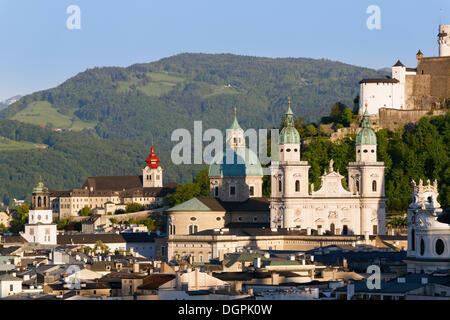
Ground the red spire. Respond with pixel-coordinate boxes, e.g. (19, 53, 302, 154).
(146, 145, 161, 169)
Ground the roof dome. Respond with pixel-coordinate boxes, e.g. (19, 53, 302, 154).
(209, 147, 263, 177)
(279, 101, 300, 145)
(33, 177, 48, 194)
(356, 110, 377, 145)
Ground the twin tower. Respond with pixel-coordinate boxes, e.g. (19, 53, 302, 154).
(270, 102, 386, 236)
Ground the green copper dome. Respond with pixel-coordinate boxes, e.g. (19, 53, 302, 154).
(356, 110, 377, 145)
(279, 103, 301, 145)
(32, 177, 49, 194)
(209, 147, 263, 177)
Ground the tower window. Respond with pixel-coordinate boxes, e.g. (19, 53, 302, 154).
(286, 149, 291, 152)
(249, 186, 255, 196)
(356, 180, 360, 193)
(420, 239, 425, 256)
(214, 186, 219, 197)
(230, 186, 236, 196)
(372, 180, 377, 192)
(363, 150, 368, 153)
(278, 180, 282, 192)
(233, 138, 237, 144)
(411, 229, 415, 251)
(427, 196, 432, 203)
(38, 196, 42, 207)
(371, 150, 375, 153)
(295, 180, 300, 192)
(435, 239, 445, 255)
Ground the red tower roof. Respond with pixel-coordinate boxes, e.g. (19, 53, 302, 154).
(146, 146, 161, 169)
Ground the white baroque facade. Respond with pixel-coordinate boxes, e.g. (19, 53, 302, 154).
(270, 107, 386, 237)
(406, 179, 450, 273)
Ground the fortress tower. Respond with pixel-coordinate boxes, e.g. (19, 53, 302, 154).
(438, 25, 450, 57)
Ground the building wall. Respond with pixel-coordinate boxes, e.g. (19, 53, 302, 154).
(0, 280, 22, 298)
(168, 211, 227, 236)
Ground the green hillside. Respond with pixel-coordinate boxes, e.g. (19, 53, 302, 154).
(0, 53, 388, 188)
(0, 119, 192, 206)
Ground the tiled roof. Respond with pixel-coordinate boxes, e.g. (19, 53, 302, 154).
(57, 232, 156, 245)
(138, 274, 176, 290)
(167, 197, 269, 213)
(359, 78, 400, 84)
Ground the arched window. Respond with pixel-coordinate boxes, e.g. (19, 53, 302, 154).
(278, 180, 282, 192)
(330, 223, 335, 235)
(44, 197, 47, 207)
(420, 239, 425, 256)
(435, 239, 444, 255)
(356, 180, 360, 193)
(411, 229, 415, 251)
(214, 187, 219, 197)
(372, 180, 377, 192)
(342, 225, 348, 235)
(295, 180, 300, 192)
(38, 196, 42, 207)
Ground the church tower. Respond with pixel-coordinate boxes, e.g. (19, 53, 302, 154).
(270, 98, 310, 228)
(226, 107, 245, 149)
(21, 178, 57, 245)
(348, 110, 386, 235)
(143, 146, 163, 188)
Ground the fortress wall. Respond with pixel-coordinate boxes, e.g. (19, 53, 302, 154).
(417, 57, 450, 98)
(379, 108, 447, 131)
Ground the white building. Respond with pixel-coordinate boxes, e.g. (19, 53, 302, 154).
(0, 274, 22, 298)
(270, 105, 386, 236)
(405, 179, 450, 274)
(359, 24, 450, 116)
(21, 179, 57, 245)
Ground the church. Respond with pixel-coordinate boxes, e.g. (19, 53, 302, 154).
(166, 101, 386, 246)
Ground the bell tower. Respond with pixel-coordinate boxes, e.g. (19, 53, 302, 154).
(348, 110, 386, 235)
(143, 146, 163, 188)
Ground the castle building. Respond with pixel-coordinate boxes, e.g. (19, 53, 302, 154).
(405, 179, 450, 274)
(21, 179, 57, 245)
(270, 106, 386, 237)
(49, 146, 177, 219)
(360, 25, 450, 116)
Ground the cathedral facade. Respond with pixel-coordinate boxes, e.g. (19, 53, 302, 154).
(270, 104, 386, 236)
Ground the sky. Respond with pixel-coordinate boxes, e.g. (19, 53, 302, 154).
(0, 0, 449, 101)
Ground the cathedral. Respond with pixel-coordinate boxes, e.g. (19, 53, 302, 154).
(270, 103, 386, 236)
(167, 102, 386, 239)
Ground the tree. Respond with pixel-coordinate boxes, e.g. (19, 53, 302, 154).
(93, 240, 110, 254)
(79, 206, 92, 216)
(125, 203, 144, 213)
(305, 124, 318, 137)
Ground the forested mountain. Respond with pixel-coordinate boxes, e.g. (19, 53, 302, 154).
(0, 119, 191, 206)
(0, 54, 387, 185)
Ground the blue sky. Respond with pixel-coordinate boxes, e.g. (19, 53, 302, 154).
(0, 0, 449, 101)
